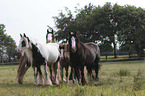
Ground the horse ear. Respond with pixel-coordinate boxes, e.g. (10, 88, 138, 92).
(20, 34, 22, 37)
(74, 32, 77, 36)
(47, 29, 49, 34)
(68, 31, 71, 36)
(23, 33, 26, 37)
(52, 29, 54, 34)
(27, 37, 30, 42)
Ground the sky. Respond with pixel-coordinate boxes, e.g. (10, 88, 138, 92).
(0, 0, 145, 46)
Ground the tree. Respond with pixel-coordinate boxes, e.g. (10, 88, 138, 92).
(53, 7, 74, 42)
(53, 3, 145, 57)
(92, 3, 123, 58)
(0, 24, 17, 62)
(118, 6, 145, 57)
(99, 40, 113, 52)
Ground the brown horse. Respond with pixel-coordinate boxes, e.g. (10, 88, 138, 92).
(59, 43, 77, 84)
(68, 32, 100, 86)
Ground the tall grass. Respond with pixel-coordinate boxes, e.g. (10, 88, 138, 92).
(0, 61, 145, 95)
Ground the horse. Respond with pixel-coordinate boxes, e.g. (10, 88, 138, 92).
(68, 32, 100, 86)
(46, 28, 63, 84)
(17, 42, 43, 85)
(59, 43, 77, 84)
(17, 33, 60, 86)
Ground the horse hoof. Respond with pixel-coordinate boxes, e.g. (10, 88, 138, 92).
(18, 79, 23, 84)
(63, 78, 66, 82)
(45, 83, 53, 86)
(53, 82, 59, 85)
(18, 81, 23, 84)
(34, 82, 37, 85)
(37, 83, 43, 86)
(96, 77, 99, 81)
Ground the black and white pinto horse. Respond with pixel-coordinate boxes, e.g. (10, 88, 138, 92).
(17, 34, 43, 85)
(17, 34, 60, 86)
(68, 32, 100, 86)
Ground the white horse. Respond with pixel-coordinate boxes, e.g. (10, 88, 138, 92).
(17, 33, 60, 86)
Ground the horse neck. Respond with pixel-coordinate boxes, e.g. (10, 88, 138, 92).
(64, 43, 69, 52)
(22, 48, 33, 66)
(76, 36, 82, 50)
(52, 34, 55, 42)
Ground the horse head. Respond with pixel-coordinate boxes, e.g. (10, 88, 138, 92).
(59, 44, 65, 59)
(69, 32, 78, 53)
(17, 33, 34, 66)
(46, 28, 55, 43)
(59, 43, 70, 60)
(17, 33, 31, 54)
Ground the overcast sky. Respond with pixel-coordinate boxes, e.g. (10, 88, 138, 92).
(0, 0, 145, 46)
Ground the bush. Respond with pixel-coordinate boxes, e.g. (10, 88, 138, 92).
(117, 69, 130, 76)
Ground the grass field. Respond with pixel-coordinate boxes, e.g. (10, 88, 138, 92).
(0, 61, 145, 96)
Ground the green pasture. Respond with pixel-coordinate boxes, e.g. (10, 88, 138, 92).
(0, 61, 145, 96)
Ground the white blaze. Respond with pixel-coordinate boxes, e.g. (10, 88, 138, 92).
(71, 36, 76, 52)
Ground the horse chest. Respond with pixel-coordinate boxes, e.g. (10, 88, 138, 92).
(70, 53, 84, 65)
(31, 44, 45, 66)
(23, 48, 33, 65)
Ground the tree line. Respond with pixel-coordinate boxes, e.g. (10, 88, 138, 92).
(53, 2, 145, 57)
(0, 24, 18, 63)
(1, 2, 145, 62)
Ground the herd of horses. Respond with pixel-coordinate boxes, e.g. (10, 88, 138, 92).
(17, 27, 100, 86)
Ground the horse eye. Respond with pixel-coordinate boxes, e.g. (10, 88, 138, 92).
(22, 41, 26, 47)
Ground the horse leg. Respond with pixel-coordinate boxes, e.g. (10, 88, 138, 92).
(69, 67, 73, 80)
(58, 62, 62, 82)
(33, 67, 37, 85)
(65, 66, 69, 85)
(49, 64, 54, 83)
(60, 64, 63, 83)
(80, 66, 87, 86)
(95, 62, 100, 81)
(37, 66, 43, 85)
(86, 66, 94, 81)
(74, 66, 81, 85)
(71, 67, 78, 84)
(53, 62, 59, 85)
(44, 62, 52, 86)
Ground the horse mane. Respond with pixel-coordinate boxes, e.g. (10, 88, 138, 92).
(28, 37, 47, 61)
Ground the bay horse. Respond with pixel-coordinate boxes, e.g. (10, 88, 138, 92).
(59, 43, 77, 84)
(17, 33, 60, 86)
(68, 32, 100, 86)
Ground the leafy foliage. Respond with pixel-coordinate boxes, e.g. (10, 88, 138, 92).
(53, 2, 145, 57)
(0, 24, 17, 62)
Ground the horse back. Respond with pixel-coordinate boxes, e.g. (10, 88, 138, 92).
(84, 42, 100, 63)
